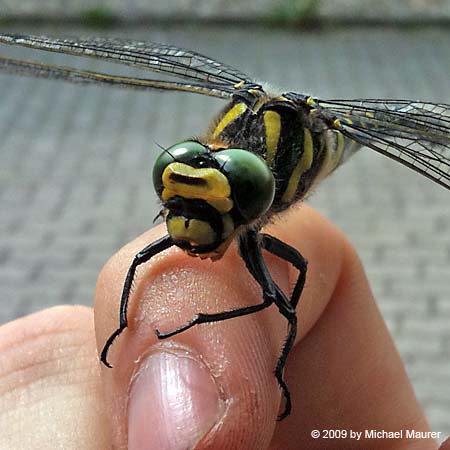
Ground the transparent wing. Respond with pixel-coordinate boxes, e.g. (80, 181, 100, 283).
(0, 33, 254, 98)
(317, 99, 450, 190)
(0, 56, 232, 98)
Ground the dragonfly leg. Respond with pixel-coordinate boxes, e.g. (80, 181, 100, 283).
(240, 229, 303, 420)
(153, 228, 304, 420)
(155, 229, 276, 337)
(100, 235, 174, 368)
(259, 233, 308, 420)
(261, 233, 307, 309)
(274, 315, 297, 421)
(155, 298, 273, 338)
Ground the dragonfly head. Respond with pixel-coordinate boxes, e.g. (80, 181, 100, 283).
(153, 141, 275, 258)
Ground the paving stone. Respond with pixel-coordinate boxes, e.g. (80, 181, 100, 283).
(2, 0, 450, 22)
(0, 24, 449, 434)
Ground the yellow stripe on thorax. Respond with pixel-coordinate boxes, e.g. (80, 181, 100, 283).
(315, 130, 345, 182)
(281, 128, 314, 203)
(335, 130, 345, 163)
(212, 102, 248, 138)
(263, 110, 281, 166)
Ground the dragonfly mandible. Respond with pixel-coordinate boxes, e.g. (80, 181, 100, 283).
(0, 33, 449, 420)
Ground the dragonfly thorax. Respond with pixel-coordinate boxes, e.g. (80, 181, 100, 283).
(207, 90, 345, 212)
(153, 141, 275, 258)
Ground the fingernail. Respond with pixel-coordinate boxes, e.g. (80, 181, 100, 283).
(128, 349, 224, 450)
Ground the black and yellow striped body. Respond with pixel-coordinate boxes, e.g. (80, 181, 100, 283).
(205, 88, 358, 218)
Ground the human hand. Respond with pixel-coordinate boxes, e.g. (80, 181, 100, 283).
(1, 205, 448, 450)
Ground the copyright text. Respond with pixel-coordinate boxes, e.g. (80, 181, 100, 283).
(310, 429, 442, 440)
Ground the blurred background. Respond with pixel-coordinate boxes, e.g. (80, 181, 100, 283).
(0, 0, 449, 438)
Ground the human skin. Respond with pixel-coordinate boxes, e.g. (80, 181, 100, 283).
(0, 205, 448, 450)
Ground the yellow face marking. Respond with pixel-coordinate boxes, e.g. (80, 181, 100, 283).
(162, 162, 230, 197)
(263, 110, 281, 166)
(306, 97, 315, 106)
(205, 198, 234, 214)
(281, 128, 314, 203)
(212, 102, 248, 138)
(161, 162, 234, 213)
(167, 216, 215, 246)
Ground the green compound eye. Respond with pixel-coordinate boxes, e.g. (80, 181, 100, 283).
(215, 149, 275, 222)
(153, 141, 208, 195)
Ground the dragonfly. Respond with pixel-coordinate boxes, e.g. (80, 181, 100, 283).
(0, 33, 449, 421)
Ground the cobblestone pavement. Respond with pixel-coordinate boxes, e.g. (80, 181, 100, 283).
(1, 0, 450, 21)
(0, 25, 449, 436)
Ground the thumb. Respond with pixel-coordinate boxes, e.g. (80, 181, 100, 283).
(94, 205, 345, 450)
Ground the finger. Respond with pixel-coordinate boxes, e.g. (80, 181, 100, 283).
(439, 437, 450, 450)
(0, 306, 109, 450)
(94, 205, 349, 450)
(267, 215, 435, 450)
